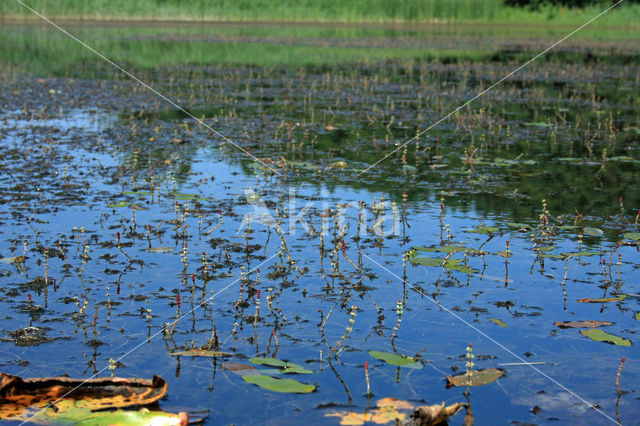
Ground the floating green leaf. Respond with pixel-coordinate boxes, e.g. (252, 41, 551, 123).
(446, 368, 504, 387)
(121, 190, 151, 196)
(171, 192, 202, 200)
(507, 222, 531, 230)
(635, 312, 640, 321)
(107, 201, 128, 208)
(561, 251, 600, 258)
(410, 257, 443, 267)
(557, 225, 581, 230)
(54, 406, 186, 425)
(242, 375, 315, 393)
(443, 260, 478, 274)
(248, 357, 312, 374)
(489, 318, 507, 328)
(580, 329, 631, 346)
(414, 245, 462, 254)
(465, 225, 499, 235)
(369, 350, 422, 369)
(624, 232, 640, 241)
(583, 227, 604, 236)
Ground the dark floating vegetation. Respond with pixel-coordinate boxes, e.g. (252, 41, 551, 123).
(0, 20, 639, 425)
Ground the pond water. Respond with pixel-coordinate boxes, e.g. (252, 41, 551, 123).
(0, 21, 639, 425)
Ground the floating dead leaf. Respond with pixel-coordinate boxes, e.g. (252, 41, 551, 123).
(171, 349, 233, 357)
(0, 372, 167, 422)
(146, 247, 174, 253)
(580, 329, 631, 346)
(325, 397, 414, 425)
(577, 295, 627, 303)
(554, 320, 613, 329)
(222, 362, 261, 376)
(446, 368, 504, 388)
(376, 397, 414, 410)
(412, 402, 467, 426)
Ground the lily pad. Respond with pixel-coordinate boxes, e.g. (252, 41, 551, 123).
(369, 350, 421, 369)
(580, 329, 631, 346)
(446, 368, 505, 387)
(248, 357, 312, 374)
(242, 375, 315, 393)
(554, 320, 613, 329)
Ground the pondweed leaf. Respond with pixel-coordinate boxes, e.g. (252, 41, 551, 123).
(465, 225, 499, 235)
(623, 232, 640, 241)
(489, 318, 507, 328)
(414, 245, 463, 253)
(170, 349, 232, 357)
(583, 227, 604, 236)
(107, 201, 128, 208)
(369, 350, 421, 369)
(580, 329, 631, 346)
(561, 251, 600, 258)
(446, 368, 504, 387)
(242, 375, 315, 393)
(578, 295, 627, 303)
(410, 257, 443, 267)
(248, 357, 312, 374)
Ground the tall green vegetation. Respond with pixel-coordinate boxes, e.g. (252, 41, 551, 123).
(1, 0, 639, 25)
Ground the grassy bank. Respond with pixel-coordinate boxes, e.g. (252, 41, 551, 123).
(2, 0, 640, 26)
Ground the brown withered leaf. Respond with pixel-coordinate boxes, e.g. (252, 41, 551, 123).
(222, 362, 261, 376)
(554, 320, 613, 329)
(412, 402, 467, 425)
(0, 372, 167, 420)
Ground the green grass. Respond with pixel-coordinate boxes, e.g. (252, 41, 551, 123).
(2, 0, 640, 26)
